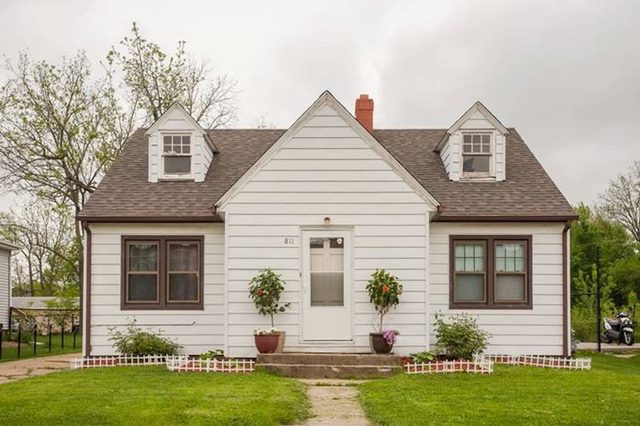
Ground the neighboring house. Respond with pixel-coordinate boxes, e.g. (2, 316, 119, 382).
(78, 91, 576, 357)
(11, 296, 80, 310)
(0, 240, 18, 329)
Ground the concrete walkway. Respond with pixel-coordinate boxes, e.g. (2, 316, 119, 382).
(0, 353, 76, 384)
(298, 379, 371, 426)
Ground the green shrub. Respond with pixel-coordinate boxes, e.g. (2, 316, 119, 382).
(199, 349, 225, 360)
(410, 351, 436, 363)
(10, 328, 33, 344)
(434, 313, 490, 360)
(108, 321, 181, 355)
(572, 306, 597, 342)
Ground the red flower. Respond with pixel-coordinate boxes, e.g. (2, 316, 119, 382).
(257, 288, 264, 296)
(382, 285, 390, 294)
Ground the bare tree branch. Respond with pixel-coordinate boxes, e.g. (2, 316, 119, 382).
(598, 161, 640, 242)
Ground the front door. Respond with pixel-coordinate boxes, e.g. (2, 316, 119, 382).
(301, 230, 352, 341)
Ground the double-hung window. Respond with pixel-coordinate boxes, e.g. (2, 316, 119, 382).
(163, 135, 192, 176)
(450, 236, 532, 309)
(462, 134, 491, 177)
(123, 236, 203, 310)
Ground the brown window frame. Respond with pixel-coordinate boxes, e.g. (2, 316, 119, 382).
(450, 235, 532, 310)
(121, 236, 204, 310)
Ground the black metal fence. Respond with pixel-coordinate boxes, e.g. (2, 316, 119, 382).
(0, 320, 80, 361)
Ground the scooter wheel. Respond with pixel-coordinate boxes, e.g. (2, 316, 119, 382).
(623, 332, 635, 346)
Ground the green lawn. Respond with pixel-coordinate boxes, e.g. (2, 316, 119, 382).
(0, 367, 309, 425)
(0, 333, 81, 362)
(359, 352, 640, 425)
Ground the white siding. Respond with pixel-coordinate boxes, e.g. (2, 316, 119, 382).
(224, 102, 431, 357)
(147, 106, 212, 183)
(88, 223, 225, 356)
(0, 250, 9, 328)
(429, 222, 565, 355)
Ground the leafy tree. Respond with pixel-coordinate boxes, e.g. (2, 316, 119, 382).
(599, 161, 640, 242)
(107, 22, 237, 128)
(0, 51, 135, 246)
(570, 204, 640, 340)
(0, 199, 78, 296)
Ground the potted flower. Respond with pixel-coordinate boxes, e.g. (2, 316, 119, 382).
(366, 269, 403, 353)
(248, 268, 290, 353)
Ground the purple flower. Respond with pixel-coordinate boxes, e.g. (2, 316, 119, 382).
(383, 329, 397, 345)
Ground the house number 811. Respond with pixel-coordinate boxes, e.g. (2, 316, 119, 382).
(284, 238, 295, 245)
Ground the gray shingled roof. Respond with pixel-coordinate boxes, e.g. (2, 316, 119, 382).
(79, 128, 575, 221)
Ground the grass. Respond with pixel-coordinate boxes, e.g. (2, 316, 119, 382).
(359, 352, 640, 425)
(0, 367, 309, 425)
(0, 333, 81, 362)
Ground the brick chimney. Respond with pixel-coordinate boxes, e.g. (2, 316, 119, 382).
(355, 94, 374, 132)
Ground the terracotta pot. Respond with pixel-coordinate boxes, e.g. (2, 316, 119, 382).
(369, 332, 393, 354)
(254, 334, 280, 354)
(275, 331, 286, 353)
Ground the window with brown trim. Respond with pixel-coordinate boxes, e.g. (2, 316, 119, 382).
(450, 235, 532, 309)
(122, 236, 204, 310)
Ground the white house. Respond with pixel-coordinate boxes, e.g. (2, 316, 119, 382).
(0, 240, 18, 329)
(79, 91, 576, 358)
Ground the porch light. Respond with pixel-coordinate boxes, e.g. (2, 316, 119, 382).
(324, 217, 331, 225)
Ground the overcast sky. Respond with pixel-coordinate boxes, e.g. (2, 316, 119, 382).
(1, 0, 639, 212)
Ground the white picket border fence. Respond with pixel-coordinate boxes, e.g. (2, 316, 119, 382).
(483, 354, 592, 370)
(166, 357, 255, 373)
(405, 355, 494, 375)
(70, 355, 188, 369)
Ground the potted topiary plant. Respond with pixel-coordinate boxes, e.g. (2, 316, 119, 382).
(248, 268, 290, 353)
(366, 269, 403, 353)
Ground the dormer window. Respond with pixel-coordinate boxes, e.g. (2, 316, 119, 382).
(462, 134, 491, 177)
(163, 135, 192, 176)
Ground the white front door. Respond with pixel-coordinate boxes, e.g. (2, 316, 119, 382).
(301, 230, 352, 341)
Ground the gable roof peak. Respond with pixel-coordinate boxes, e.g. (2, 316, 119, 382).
(434, 100, 509, 152)
(144, 102, 218, 153)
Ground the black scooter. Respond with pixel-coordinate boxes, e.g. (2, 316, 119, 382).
(603, 312, 635, 346)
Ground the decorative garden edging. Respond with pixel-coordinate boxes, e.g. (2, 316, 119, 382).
(166, 357, 255, 373)
(70, 354, 188, 369)
(484, 354, 592, 370)
(404, 355, 494, 375)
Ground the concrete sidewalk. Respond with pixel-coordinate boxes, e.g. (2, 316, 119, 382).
(0, 353, 77, 384)
(577, 342, 640, 352)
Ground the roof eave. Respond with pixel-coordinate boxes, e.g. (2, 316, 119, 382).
(434, 214, 579, 223)
(78, 215, 223, 224)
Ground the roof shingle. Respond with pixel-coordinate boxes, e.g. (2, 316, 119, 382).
(79, 127, 575, 221)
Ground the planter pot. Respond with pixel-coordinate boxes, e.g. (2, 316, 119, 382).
(275, 331, 286, 353)
(254, 334, 280, 354)
(369, 332, 393, 354)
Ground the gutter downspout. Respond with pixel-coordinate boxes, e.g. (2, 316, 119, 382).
(562, 221, 571, 356)
(81, 222, 92, 357)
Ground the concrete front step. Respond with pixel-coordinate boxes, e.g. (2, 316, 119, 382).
(259, 363, 402, 379)
(257, 352, 404, 367)
(256, 353, 405, 378)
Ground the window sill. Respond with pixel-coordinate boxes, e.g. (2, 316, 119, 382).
(459, 176, 496, 182)
(449, 303, 532, 310)
(158, 177, 195, 182)
(121, 304, 204, 311)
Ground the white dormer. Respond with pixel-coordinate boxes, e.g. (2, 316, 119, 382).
(434, 101, 509, 182)
(145, 103, 217, 183)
